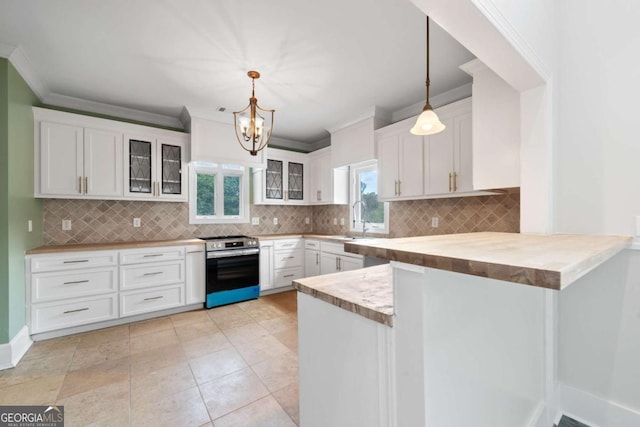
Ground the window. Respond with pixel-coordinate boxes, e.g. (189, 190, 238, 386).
(189, 162, 249, 224)
(350, 160, 389, 234)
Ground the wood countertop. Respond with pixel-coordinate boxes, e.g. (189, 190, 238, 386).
(255, 233, 364, 243)
(293, 264, 393, 326)
(27, 239, 205, 255)
(344, 232, 631, 290)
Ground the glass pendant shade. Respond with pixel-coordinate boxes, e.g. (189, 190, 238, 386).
(410, 107, 446, 135)
(233, 71, 274, 156)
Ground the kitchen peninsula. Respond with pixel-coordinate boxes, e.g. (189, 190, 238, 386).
(293, 232, 631, 427)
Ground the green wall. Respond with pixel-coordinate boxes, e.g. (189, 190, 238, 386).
(0, 58, 42, 344)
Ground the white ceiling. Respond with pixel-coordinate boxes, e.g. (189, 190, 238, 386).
(0, 0, 475, 144)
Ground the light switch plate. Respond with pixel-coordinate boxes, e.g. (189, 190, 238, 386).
(252, 217, 260, 225)
(133, 218, 141, 228)
(333, 218, 338, 225)
(305, 217, 310, 225)
(62, 219, 72, 231)
(273, 217, 278, 225)
(431, 217, 439, 228)
(340, 218, 345, 226)
(28, 220, 32, 232)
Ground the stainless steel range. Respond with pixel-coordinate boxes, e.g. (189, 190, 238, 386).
(201, 235, 260, 308)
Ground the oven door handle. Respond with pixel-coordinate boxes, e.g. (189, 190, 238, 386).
(207, 248, 260, 259)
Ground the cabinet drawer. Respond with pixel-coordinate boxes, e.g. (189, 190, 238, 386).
(274, 239, 303, 250)
(120, 284, 184, 317)
(30, 251, 117, 273)
(274, 267, 304, 287)
(120, 261, 184, 291)
(31, 294, 118, 334)
(32, 267, 117, 303)
(304, 239, 320, 250)
(119, 247, 185, 265)
(274, 249, 303, 269)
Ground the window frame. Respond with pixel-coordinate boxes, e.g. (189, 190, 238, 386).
(188, 162, 250, 224)
(349, 160, 389, 234)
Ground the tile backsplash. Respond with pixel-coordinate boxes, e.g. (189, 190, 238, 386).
(43, 190, 519, 245)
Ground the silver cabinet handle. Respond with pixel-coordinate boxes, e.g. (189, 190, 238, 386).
(453, 172, 458, 192)
(316, 253, 319, 264)
(144, 296, 163, 301)
(449, 172, 452, 192)
(335, 257, 339, 270)
(157, 181, 161, 196)
(284, 274, 294, 278)
(63, 259, 89, 264)
(84, 176, 88, 194)
(282, 256, 295, 260)
(143, 254, 163, 258)
(187, 250, 204, 254)
(64, 280, 89, 285)
(143, 272, 163, 276)
(398, 180, 401, 196)
(78, 176, 82, 194)
(64, 307, 89, 314)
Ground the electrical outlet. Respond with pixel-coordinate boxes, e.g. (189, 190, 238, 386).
(305, 217, 310, 225)
(133, 218, 141, 228)
(28, 220, 32, 232)
(333, 218, 338, 225)
(340, 218, 345, 226)
(273, 217, 278, 225)
(431, 217, 439, 228)
(252, 217, 260, 225)
(62, 219, 72, 231)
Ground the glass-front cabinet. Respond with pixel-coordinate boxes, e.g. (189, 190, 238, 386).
(124, 134, 188, 201)
(253, 148, 306, 205)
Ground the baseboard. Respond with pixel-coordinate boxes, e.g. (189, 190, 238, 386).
(0, 326, 33, 371)
(558, 383, 640, 427)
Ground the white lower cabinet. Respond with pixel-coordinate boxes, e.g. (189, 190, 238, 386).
(259, 238, 304, 293)
(304, 239, 321, 277)
(27, 243, 205, 336)
(120, 284, 184, 317)
(259, 241, 275, 292)
(319, 241, 364, 274)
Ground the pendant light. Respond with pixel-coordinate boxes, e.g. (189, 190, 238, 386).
(233, 70, 275, 156)
(410, 16, 446, 136)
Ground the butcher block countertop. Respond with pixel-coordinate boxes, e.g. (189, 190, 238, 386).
(344, 232, 631, 290)
(293, 264, 393, 326)
(26, 239, 205, 255)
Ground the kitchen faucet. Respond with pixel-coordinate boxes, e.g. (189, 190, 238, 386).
(352, 200, 368, 238)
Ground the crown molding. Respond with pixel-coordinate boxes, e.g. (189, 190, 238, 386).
(184, 105, 234, 125)
(6, 45, 49, 100)
(0, 42, 15, 58)
(327, 106, 391, 134)
(42, 93, 184, 130)
(459, 58, 485, 76)
(390, 82, 472, 123)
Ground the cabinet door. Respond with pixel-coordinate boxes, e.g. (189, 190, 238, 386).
(453, 112, 473, 193)
(84, 128, 123, 197)
(186, 247, 205, 304)
(157, 137, 187, 201)
(287, 161, 304, 201)
(305, 250, 321, 277)
(338, 256, 363, 272)
(39, 122, 84, 196)
(259, 244, 275, 291)
(377, 135, 399, 199)
(426, 117, 455, 195)
(265, 159, 284, 201)
(318, 152, 334, 203)
(124, 135, 155, 199)
(320, 252, 340, 275)
(398, 134, 424, 197)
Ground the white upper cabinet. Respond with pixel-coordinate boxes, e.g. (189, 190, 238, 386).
(253, 148, 307, 205)
(39, 121, 123, 198)
(123, 133, 188, 201)
(460, 59, 520, 190)
(378, 129, 424, 200)
(329, 109, 390, 169)
(425, 100, 473, 195)
(34, 107, 189, 202)
(307, 147, 348, 205)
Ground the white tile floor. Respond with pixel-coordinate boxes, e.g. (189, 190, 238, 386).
(0, 291, 299, 426)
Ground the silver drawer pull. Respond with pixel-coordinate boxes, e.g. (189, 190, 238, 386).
(63, 280, 89, 285)
(143, 254, 163, 257)
(283, 274, 294, 278)
(64, 307, 89, 314)
(283, 256, 295, 260)
(144, 296, 163, 301)
(63, 259, 89, 264)
(143, 272, 163, 276)
(187, 251, 204, 254)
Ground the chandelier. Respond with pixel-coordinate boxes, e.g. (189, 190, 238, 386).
(233, 70, 275, 155)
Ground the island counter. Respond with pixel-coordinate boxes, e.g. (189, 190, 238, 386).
(294, 231, 631, 427)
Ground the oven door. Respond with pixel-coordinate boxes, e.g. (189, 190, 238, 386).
(206, 249, 260, 294)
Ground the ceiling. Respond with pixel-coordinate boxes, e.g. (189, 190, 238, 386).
(0, 0, 475, 144)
